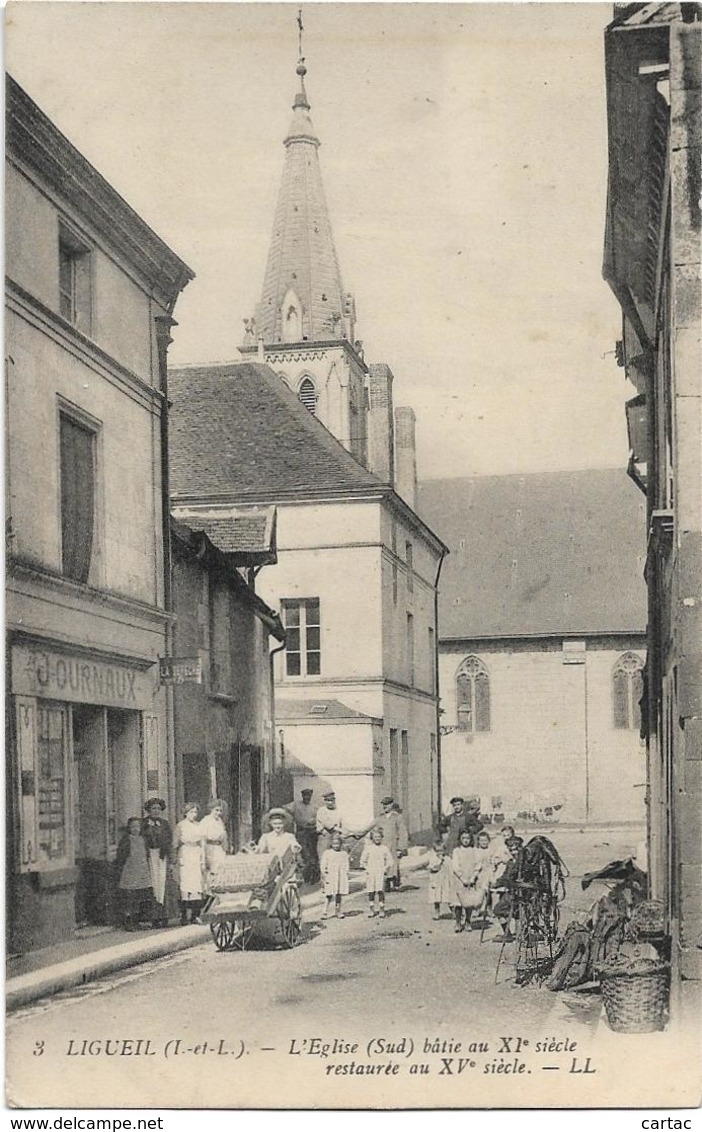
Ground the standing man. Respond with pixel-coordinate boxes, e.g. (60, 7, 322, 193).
(287, 788, 319, 884)
(464, 796, 485, 840)
(316, 790, 343, 864)
(375, 797, 409, 890)
(442, 796, 471, 854)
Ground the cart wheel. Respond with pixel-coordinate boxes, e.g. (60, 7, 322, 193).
(211, 921, 235, 952)
(278, 886, 302, 948)
(231, 919, 254, 951)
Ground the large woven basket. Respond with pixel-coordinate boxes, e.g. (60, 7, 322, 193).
(210, 853, 280, 894)
(597, 959, 670, 1033)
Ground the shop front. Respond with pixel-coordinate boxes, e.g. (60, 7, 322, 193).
(8, 641, 167, 952)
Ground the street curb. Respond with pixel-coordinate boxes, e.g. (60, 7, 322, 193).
(6, 855, 428, 1012)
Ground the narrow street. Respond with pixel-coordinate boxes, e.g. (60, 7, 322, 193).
(8, 828, 651, 1110)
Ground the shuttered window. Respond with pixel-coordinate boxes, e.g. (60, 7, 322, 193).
(60, 413, 95, 584)
(298, 378, 317, 415)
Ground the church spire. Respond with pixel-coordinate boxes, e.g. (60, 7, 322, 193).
(251, 18, 355, 347)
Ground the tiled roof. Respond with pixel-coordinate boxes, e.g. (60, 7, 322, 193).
(276, 698, 378, 723)
(169, 362, 382, 500)
(418, 469, 647, 640)
(171, 506, 276, 564)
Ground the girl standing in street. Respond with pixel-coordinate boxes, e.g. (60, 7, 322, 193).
(361, 826, 394, 919)
(115, 818, 153, 931)
(452, 829, 487, 932)
(173, 802, 206, 925)
(427, 837, 454, 920)
(320, 831, 350, 919)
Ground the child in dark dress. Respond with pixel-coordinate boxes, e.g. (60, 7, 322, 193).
(116, 818, 153, 930)
(492, 837, 524, 942)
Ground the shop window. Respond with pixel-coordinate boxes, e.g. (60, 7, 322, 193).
(59, 410, 97, 585)
(456, 655, 490, 733)
(16, 698, 70, 871)
(282, 598, 321, 676)
(613, 652, 644, 730)
(58, 222, 92, 334)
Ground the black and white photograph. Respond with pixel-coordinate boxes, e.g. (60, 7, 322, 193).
(4, 0, 702, 1115)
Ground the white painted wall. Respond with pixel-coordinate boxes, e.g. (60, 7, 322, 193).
(439, 638, 646, 824)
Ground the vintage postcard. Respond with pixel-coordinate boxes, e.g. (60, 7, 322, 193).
(5, 0, 702, 1114)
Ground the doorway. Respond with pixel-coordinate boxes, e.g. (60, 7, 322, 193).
(72, 706, 108, 926)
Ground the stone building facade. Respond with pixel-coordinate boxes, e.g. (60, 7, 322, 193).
(603, 3, 702, 1029)
(420, 469, 648, 825)
(170, 363, 446, 834)
(5, 77, 193, 950)
(170, 520, 284, 848)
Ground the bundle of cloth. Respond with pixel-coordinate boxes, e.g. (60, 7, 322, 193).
(547, 858, 648, 991)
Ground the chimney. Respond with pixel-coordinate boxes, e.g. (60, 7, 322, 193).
(394, 406, 418, 512)
(367, 364, 395, 484)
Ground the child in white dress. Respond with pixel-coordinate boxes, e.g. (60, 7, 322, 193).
(360, 826, 394, 918)
(320, 831, 350, 919)
(427, 838, 454, 920)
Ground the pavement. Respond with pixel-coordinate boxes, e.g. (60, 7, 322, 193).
(6, 851, 429, 1012)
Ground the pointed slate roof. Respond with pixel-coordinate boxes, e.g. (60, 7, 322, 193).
(168, 362, 382, 501)
(254, 60, 348, 345)
(418, 469, 647, 640)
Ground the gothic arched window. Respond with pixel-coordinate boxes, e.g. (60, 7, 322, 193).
(456, 655, 490, 733)
(298, 377, 317, 415)
(612, 652, 644, 730)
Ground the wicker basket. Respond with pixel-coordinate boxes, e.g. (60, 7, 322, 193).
(628, 900, 666, 940)
(597, 958, 670, 1033)
(210, 853, 280, 894)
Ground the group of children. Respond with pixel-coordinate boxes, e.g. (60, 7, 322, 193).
(427, 826, 524, 938)
(319, 826, 395, 920)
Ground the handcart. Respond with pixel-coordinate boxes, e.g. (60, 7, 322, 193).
(202, 847, 302, 951)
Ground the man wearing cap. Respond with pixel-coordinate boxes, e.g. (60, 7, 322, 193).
(374, 796, 409, 890)
(442, 796, 475, 854)
(316, 790, 344, 863)
(287, 788, 319, 883)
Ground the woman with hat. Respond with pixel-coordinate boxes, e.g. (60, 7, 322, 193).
(141, 797, 172, 928)
(173, 802, 206, 925)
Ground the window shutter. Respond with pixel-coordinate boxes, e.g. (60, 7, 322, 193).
(60, 416, 94, 584)
(16, 697, 38, 872)
(141, 714, 160, 795)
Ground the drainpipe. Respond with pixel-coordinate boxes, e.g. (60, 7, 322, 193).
(154, 308, 179, 820)
(268, 637, 287, 808)
(433, 550, 446, 824)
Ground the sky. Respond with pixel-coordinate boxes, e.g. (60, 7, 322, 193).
(6, 2, 636, 482)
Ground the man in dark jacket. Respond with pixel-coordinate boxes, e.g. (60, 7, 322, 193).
(442, 796, 484, 853)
